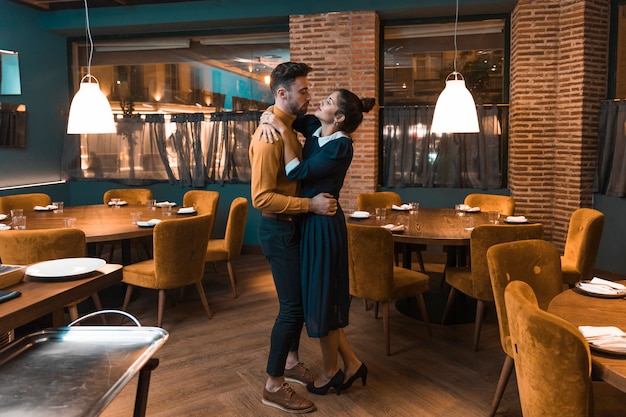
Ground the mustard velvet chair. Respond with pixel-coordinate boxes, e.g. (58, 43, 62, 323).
(103, 188, 153, 205)
(0, 193, 51, 214)
(561, 208, 605, 286)
(347, 223, 431, 356)
(122, 214, 213, 328)
(463, 193, 515, 216)
(0, 228, 104, 322)
(441, 223, 544, 351)
(183, 190, 220, 237)
(357, 191, 426, 272)
(505, 280, 626, 417)
(486, 239, 564, 417)
(205, 197, 248, 298)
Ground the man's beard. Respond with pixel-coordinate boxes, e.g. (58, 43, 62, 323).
(287, 100, 309, 116)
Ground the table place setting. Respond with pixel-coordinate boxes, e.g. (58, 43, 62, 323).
(136, 218, 162, 228)
(381, 223, 406, 233)
(108, 198, 127, 206)
(177, 206, 196, 215)
(349, 210, 370, 219)
(504, 215, 528, 223)
(156, 201, 177, 208)
(574, 277, 626, 298)
(0, 214, 6, 221)
(34, 204, 59, 211)
(579, 325, 626, 354)
(455, 204, 481, 213)
(0, 224, 10, 231)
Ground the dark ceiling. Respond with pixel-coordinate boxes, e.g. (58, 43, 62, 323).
(10, 0, 202, 11)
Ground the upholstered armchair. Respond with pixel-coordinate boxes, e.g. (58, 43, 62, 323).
(205, 197, 248, 298)
(0, 193, 51, 214)
(183, 190, 219, 238)
(561, 208, 605, 286)
(103, 188, 153, 205)
(442, 223, 544, 351)
(486, 239, 564, 417)
(505, 281, 626, 417)
(463, 193, 515, 216)
(347, 223, 431, 356)
(0, 228, 104, 322)
(122, 214, 213, 327)
(357, 191, 426, 272)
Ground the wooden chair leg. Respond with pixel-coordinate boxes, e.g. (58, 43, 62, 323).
(416, 294, 432, 337)
(415, 250, 426, 273)
(226, 260, 238, 298)
(122, 285, 134, 311)
(195, 281, 213, 320)
(362, 298, 370, 311)
(157, 289, 166, 328)
(382, 301, 391, 356)
(90, 292, 107, 324)
(441, 287, 456, 324)
(473, 299, 486, 351)
(68, 304, 79, 323)
(489, 355, 514, 417)
(374, 301, 380, 319)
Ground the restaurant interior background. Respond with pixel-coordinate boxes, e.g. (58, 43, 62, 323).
(2, 0, 626, 275)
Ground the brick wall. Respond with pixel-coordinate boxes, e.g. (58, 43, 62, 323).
(510, 0, 609, 248)
(290, 2, 609, 249)
(290, 11, 379, 214)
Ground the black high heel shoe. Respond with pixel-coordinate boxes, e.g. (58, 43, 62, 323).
(306, 370, 345, 396)
(341, 363, 368, 391)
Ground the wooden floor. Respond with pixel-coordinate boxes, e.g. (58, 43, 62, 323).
(95, 254, 523, 417)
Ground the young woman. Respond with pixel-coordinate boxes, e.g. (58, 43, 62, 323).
(260, 89, 375, 395)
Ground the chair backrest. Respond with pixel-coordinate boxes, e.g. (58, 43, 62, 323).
(464, 193, 515, 216)
(467, 223, 544, 301)
(153, 214, 212, 288)
(223, 197, 248, 257)
(0, 193, 51, 214)
(356, 191, 401, 213)
(487, 239, 564, 357)
(103, 188, 153, 205)
(562, 208, 605, 283)
(0, 228, 85, 264)
(505, 280, 592, 417)
(346, 223, 395, 301)
(183, 190, 219, 236)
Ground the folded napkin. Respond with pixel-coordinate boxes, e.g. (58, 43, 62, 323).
(178, 207, 196, 214)
(579, 326, 626, 349)
(381, 223, 406, 232)
(0, 214, 7, 220)
(34, 204, 57, 211)
(589, 277, 626, 290)
(505, 215, 527, 222)
(392, 204, 411, 211)
(137, 219, 162, 227)
(577, 282, 621, 295)
(108, 200, 127, 206)
(351, 210, 370, 217)
(156, 201, 176, 207)
(0, 224, 10, 231)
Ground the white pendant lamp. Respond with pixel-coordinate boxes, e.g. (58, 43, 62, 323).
(67, 0, 116, 134)
(430, 0, 479, 134)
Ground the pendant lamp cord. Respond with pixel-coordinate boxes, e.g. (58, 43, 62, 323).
(82, 0, 94, 78)
(453, 0, 459, 74)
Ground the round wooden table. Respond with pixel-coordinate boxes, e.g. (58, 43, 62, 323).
(548, 286, 626, 393)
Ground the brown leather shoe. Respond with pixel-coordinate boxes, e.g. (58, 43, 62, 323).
(262, 383, 316, 414)
(284, 361, 315, 386)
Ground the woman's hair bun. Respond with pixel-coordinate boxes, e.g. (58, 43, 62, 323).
(361, 97, 376, 113)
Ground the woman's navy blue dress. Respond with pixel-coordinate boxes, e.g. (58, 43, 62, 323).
(286, 115, 353, 338)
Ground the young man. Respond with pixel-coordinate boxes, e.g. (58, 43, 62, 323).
(249, 62, 337, 413)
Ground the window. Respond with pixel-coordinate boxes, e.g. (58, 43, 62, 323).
(381, 17, 509, 189)
(63, 31, 289, 186)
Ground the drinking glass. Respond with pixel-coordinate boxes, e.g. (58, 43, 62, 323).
(10, 208, 23, 218)
(52, 201, 64, 214)
(130, 212, 142, 224)
(12, 216, 26, 230)
(146, 199, 157, 211)
(375, 207, 387, 224)
(161, 204, 172, 217)
(488, 211, 501, 224)
(63, 217, 77, 228)
(455, 204, 466, 217)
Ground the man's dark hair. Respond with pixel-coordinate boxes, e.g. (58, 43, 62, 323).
(270, 62, 312, 96)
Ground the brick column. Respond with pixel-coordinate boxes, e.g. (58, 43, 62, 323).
(290, 11, 379, 213)
(510, 0, 609, 247)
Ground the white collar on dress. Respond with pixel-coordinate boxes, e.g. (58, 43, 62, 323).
(313, 127, 349, 147)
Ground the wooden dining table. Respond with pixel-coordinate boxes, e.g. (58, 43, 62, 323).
(17, 204, 181, 264)
(548, 286, 626, 393)
(347, 207, 492, 268)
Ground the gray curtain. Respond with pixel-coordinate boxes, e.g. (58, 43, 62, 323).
(382, 105, 505, 188)
(595, 99, 626, 197)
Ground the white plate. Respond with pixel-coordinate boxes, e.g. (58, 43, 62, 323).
(108, 201, 128, 206)
(156, 201, 177, 207)
(0, 224, 10, 231)
(26, 257, 106, 278)
(0, 214, 6, 221)
(137, 219, 162, 227)
(350, 211, 370, 219)
(34, 205, 55, 211)
(505, 216, 528, 223)
(575, 281, 626, 298)
(177, 207, 197, 214)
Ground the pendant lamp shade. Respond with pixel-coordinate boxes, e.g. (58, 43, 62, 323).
(431, 72, 479, 134)
(67, 75, 116, 134)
